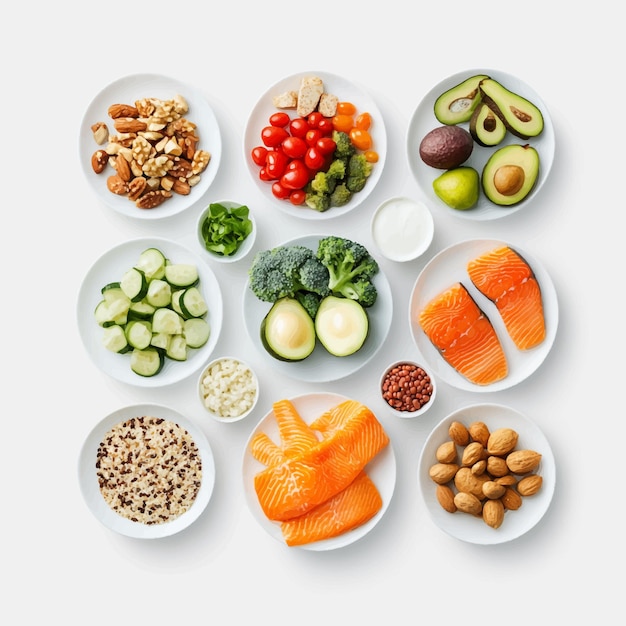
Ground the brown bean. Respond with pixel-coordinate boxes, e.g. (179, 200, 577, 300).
(381, 362, 433, 413)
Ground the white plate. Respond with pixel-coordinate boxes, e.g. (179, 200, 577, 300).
(242, 392, 396, 551)
(406, 69, 555, 220)
(243, 71, 387, 220)
(79, 73, 222, 220)
(77, 237, 223, 387)
(78, 403, 216, 539)
(408, 239, 558, 392)
(243, 234, 393, 382)
(418, 403, 556, 545)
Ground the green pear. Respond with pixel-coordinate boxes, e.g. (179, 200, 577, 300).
(432, 166, 479, 210)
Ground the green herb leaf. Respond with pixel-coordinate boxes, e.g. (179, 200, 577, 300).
(201, 203, 253, 256)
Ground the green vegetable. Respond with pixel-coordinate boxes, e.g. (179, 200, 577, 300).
(332, 130, 356, 160)
(346, 153, 373, 192)
(316, 236, 379, 307)
(200, 202, 253, 256)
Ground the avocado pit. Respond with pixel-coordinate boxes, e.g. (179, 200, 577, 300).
(493, 165, 525, 196)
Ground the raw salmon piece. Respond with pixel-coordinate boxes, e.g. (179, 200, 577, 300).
(419, 282, 508, 386)
(254, 400, 389, 521)
(250, 431, 285, 467)
(280, 472, 382, 547)
(273, 398, 320, 456)
(467, 246, 546, 350)
(309, 398, 363, 435)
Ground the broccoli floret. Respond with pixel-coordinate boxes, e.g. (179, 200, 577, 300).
(316, 236, 379, 307)
(310, 171, 337, 195)
(305, 191, 331, 212)
(332, 130, 355, 159)
(346, 153, 373, 193)
(326, 158, 346, 181)
(295, 291, 323, 319)
(248, 245, 329, 304)
(329, 183, 353, 207)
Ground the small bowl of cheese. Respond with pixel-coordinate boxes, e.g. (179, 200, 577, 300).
(198, 356, 259, 423)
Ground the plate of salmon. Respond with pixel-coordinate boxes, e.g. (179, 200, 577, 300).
(242, 393, 396, 550)
(409, 239, 558, 392)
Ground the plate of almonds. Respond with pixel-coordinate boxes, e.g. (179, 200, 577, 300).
(79, 73, 222, 219)
(418, 403, 555, 545)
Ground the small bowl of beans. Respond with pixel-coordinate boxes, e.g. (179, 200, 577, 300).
(379, 360, 436, 418)
(198, 356, 259, 423)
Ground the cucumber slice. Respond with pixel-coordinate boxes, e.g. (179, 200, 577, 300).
(146, 279, 172, 308)
(166, 335, 187, 361)
(136, 248, 167, 281)
(128, 300, 156, 320)
(171, 289, 184, 316)
(130, 347, 164, 377)
(179, 286, 208, 318)
(102, 287, 131, 319)
(150, 332, 170, 350)
(152, 308, 183, 335)
(95, 300, 127, 327)
(101, 281, 121, 294)
(120, 267, 148, 302)
(102, 325, 130, 353)
(184, 317, 210, 348)
(124, 319, 153, 350)
(165, 263, 199, 288)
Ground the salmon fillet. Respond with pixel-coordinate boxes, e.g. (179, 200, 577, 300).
(418, 282, 508, 385)
(467, 246, 546, 350)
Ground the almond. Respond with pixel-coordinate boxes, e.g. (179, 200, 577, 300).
(429, 463, 459, 485)
(436, 484, 457, 513)
(517, 474, 543, 496)
(454, 491, 482, 516)
(487, 427, 519, 456)
(486, 455, 510, 478)
(454, 467, 489, 499)
(448, 421, 470, 446)
(114, 117, 148, 133)
(482, 480, 506, 500)
(501, 487, 523, 511)
(471, 459, 487, 475)
(113, 154, 131, 182)
(482, 499, 505, 529)
(468, 421, 490, 447)
(462, 441, 485, 466)
(91, 149, 108, 174)
(436, 440, 457, 464)
(108, 103, 140, 119)
(506, 450, 542, 474)
(495, 474, 518, 487)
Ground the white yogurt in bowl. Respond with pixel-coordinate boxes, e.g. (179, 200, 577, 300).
(371, 196, 434, 262)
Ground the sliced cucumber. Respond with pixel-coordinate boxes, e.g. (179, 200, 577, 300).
(102, 325, 130, 353)
(102, 287, 131, 319)
(171, 289, 184, 316)
(136, 248, 167, 281)
(95, 300, 127, 327)
(150, 332, 170, 350)
(120, 267, 148, 302)
(125, 319, 153, 350)
(166, 335, 187, 361)
(101, 281, 121, 294)
(146, 279, 172, 308)
(184, 317, 210, 348)
(179, 286, 208, 318)
(130, 347, 164, 377)
(152, 308, 183, 335)
(128, 300, 156, 320)
(165, 263, 199, 288)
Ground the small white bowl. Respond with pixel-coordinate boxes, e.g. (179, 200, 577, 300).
(197, 200, 256, 263)
(370, 196, 434, 262)
(198, 356, 259, 423)
(379, 360, 436, 418)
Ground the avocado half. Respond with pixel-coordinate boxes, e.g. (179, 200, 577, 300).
(314, 296, 369, 357)
(261, 297, 316, 361)
(482, 144, 540, 206)
(469, 102, 507, 147)
(479, 78, 544, 140)
(434, 74, 490, 125)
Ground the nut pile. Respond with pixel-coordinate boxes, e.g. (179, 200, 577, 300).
(381, 362, 433, 412)
(90, 94, 211, 210)
(429, 420, 542, 529)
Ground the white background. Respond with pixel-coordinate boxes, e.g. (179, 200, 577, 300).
(2, 2, 622, 623)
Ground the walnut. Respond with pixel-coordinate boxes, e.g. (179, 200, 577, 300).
(108, 133, 136, 148)
(191, 150, 211, 175)
(131, 135, 154, 166)
(135, 98, 155, 117)
(142, 155, 172, 178)
(168, 156, 193, 179)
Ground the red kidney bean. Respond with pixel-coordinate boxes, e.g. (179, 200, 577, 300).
(381, 362, 433, 413)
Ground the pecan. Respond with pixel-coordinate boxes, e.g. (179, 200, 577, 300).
(168, 156, 193, 179)
(136, 190, 172, 209)
(108, 103, 140, 119)
(128, 177, 147, 201)
(91, 149, 108, 174)
(91, 122, 109, 145)
(172, 179, 191, 195)
(113, 117, 147, 133)
(107, 175, 128, 195)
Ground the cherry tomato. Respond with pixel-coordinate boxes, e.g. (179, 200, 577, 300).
(316, 118, 334, 136)
(337, 101, 357, 115)
(349, 128, 373, 151)
(269, 112, 290, 128)
(289, 189, 306, 205)
(307, 111, 323, 128)
(316, 137, 337, 156)
(289, 117, 310, 139)
(364, 150, 379, 163)
(265, 150, 288, 179)
(305, 129, 322, 147)
(261, 125, 289, 148)
(271, 181, 291, 199)
(304, 146, 326, 171)
(281, 165, 310, 190)
(332, 114, 354, 133)
(259, 167, 273, 182)
(281, 136, 307, 159)
(251, 145, 268, 167)
(355, 112, 372, 130)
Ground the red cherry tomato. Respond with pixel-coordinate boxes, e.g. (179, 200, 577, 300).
(289, 189, 306, 205)
(307, 111, 323, 128)
(269, 112, 290, 127)
(265, 150, 288, 179)
(317, 118, 334, 136)
(281, 136, 307, 159)
(316, 137, 337, 156)
(261, 125, 289, 148)
(251, 145, 268, 167)
(305, 129, 322, 147)
(259, 167, 273, 182)
(304, 146, 326, 171)
(281, 166, 310, 190)
(289, 117, 310, 139)
(271, 181, 291, 199)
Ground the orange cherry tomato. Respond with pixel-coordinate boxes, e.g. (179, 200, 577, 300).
(336, 102, 356, 115)
(349, 128, 372, 151)
(364, 150, 379, 163)
(355, 112, 372, 130)
(332, 114, 354, 133)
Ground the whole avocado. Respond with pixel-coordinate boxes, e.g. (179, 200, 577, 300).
(419, 125, 474, 170)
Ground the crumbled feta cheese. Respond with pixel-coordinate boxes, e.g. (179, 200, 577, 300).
(200, 358, 257, 418)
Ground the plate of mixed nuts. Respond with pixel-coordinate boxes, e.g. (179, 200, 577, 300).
(79, 73, 222, 219)
(418, 403, 555, 545)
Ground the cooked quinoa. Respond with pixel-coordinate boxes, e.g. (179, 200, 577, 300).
(95, 415, 202, 525)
